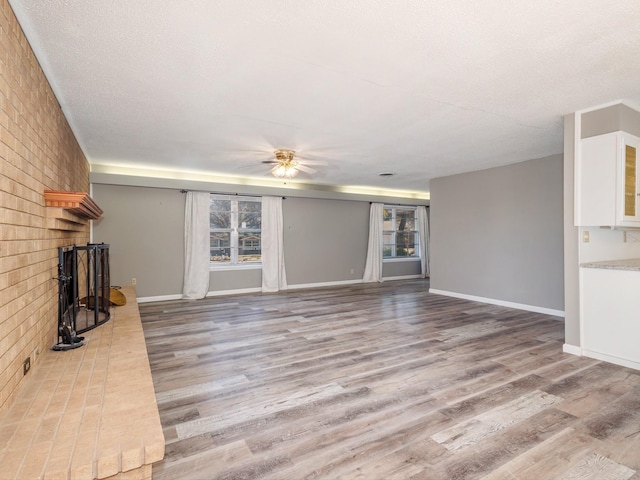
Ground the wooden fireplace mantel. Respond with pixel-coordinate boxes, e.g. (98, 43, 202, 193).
(44, 190, 103, 220)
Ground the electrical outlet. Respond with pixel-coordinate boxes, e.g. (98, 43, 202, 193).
(23, 357, 31, 376)
(350, 268, 355, 275)
(131, 277, 137, 285)
(583, 231, 590, 243)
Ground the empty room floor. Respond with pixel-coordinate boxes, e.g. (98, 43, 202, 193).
(139, 279, 640, 480)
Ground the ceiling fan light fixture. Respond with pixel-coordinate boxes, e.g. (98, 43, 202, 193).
(272, 149, 299, 178)
(273, 164, 298, 178)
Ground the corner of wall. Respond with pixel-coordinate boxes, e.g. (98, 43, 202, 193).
(563, 113, 580, 347)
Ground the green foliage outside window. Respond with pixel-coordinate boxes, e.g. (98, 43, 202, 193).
(383, 207, 418, 258)
(210, 196, 262, 264)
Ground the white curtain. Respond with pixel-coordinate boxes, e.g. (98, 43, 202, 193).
(363, 202, 384, 283)
(182, 191, 211, 299)
(261, 196, 287, 292)
(417, 205, 430, 278)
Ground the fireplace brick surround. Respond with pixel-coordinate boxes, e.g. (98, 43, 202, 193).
(1, 0, 91, 414)
(2, 4, 164, 476)
(0, 287, 165, 479)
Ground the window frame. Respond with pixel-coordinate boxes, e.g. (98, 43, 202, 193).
(382, 205, 421, 262)
(209, 195, 262, 270)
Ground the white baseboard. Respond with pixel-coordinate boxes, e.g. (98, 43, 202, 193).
(288, 279, 364, 290)
(289, 275, 423, 290)
(382, 274, 423, 282)
(581, 349, 640, 371)
(206, 287, 262, 297)
(428, 289, 565, 318)
(137, 294, 183, 303)
(139, 287, 264, 302)
(135, 277, 417, 303)
(562, 343, 582, 356)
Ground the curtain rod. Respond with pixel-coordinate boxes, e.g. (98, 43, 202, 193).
(370, 202, 429, 207)
(180, 189, 285, 199)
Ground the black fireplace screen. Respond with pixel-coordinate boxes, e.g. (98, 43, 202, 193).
(56, 244, 110, 349)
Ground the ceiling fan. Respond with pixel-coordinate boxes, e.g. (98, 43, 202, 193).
(261, 149, 327, 178)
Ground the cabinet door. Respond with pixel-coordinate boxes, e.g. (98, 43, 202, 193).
(581, 267, 640, 369)
(576, 134, 617, 226)
(618, 133, 640, 225)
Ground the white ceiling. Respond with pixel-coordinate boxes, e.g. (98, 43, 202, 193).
(9, 0, 640, 196)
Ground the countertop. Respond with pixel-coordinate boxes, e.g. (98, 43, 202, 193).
(580, 258, 640, 271)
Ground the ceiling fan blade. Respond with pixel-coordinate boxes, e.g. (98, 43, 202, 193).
(296, 164, 317, 174)
(298, 159, 328, 166)
(295, 150, 336, 162)
(235, 158, 273, 170)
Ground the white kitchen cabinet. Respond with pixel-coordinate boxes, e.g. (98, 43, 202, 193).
(575, 131, 640, 228)
(580, 265, 640, 370)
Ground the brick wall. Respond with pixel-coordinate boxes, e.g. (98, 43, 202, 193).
(1, 0, 90, 415)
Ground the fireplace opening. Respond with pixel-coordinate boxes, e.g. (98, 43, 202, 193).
(54, 243, 110, 351)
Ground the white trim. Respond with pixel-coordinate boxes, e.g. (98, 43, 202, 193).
(137, 294, 183, 303)
(288, 279, 364, 290)
(138, 277, 427, 302)
(210, 263, 262, 271)
(138, 287, 266, 302)
(89, 165, 429, 201)
(383, 257, 420, 263)
(581, 349, 640, 371)
(428, 289, 565, 318)
(573, 110, 581, 224)
(562, 343, 582, 356)
(206, 287, 262, 297)
(575, 111, 585, 352)
(383, 274, 422, 281)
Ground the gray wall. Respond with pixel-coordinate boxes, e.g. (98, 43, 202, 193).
(581, 103, 640, 138)
(383, 259, 421, 278)
(92, 184, 185, 297)
(92, 183, 420, 298)
(209, 268, 263, 292)
(283, 197, 370, 284)
(430, 154, 564, 311)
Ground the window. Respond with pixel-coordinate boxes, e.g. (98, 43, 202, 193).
(210, 195, 261, 265)
(383, 206, 419, 259)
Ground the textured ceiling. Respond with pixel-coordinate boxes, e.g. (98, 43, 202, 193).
(8, 0, 640, 195)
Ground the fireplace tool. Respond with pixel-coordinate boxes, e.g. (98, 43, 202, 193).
(52, 263, 84, 351)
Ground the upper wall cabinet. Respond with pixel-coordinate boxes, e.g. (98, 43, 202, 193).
(575, 132, 640, 228)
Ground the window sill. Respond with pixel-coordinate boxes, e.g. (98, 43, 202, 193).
(209, 263, 262, 272)
(383, 257, 421, 263)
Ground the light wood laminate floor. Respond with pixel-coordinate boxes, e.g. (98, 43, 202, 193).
(139, 280, 640, 480)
